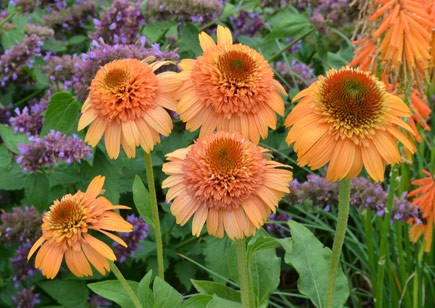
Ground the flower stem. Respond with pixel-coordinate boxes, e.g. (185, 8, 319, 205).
(235, 239, 255, 308)
(109, 261, 142, 308)
(324, 179, 351, 308)
(144, 152, 165, 279)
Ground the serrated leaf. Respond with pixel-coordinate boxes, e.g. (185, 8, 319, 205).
(41, 92, 80, 136)
(39, 280, 88, 308)
(153, 276, 183, 308)
(283, 220, 349, 307)
(132, 175, 154, 229)
(137, 270, 154, 307)
(0, 163, 26, 190)
(180, 23, 202, 55)
(191, 280, 240, 302)
(0, 124, 29, 154)
(87, 280, 138, 307)
(25, 172, 50, 212)
(182, 294, 212, 308)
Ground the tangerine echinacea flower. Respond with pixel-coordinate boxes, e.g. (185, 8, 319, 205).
(162, 131, 293, 240)
(27, 176, 133, 279)
(78, 58, 180, 159)
(285, 67, 416, 182)
(409, 170, 435, 252)
(169, 25, 287, 143)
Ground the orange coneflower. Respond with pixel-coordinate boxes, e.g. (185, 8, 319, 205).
(162, 131, 292, 240)
(27, 176, 133, 279)
(169, 25, 286, 144)
(409, 170, 435, 252)
(285, 66, 416, 182)
(78, 58, 180, 159)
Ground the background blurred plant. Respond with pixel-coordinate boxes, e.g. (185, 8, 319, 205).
(0, 0, 434, 307)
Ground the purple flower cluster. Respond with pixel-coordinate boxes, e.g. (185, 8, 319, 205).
(147, 0, 223, 24)
(112, 215, 149, 263)
(73, 40, 179, 101)
(42, 54, 76, 90)
(266, 213, 292, 238)
(16, 130, 92, 172)
(11, 243, 37, 288)
(9, 98, 48, 136)
(12, 288, 40, 308)
(275, 60, 316, 88)
(0, 34, 43, 86)
(43, 0, 96, 34)
(230, 10, 265, 37)
(0, 205, 41, 246)
(288, 175, 421, 222)
(91, 0, 146, 45)
(89, 295, 112, 308)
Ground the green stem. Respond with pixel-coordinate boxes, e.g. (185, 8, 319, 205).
(235, 239, 255, 308)
(0, 12, 17, 29)
(363, 209, 376, 292)
(324, 179, 351, 308)
(375, 167, 398, 308)
(267, 29, 315, 62)
(144, 152, 165, 279)
(109, 261, 142, 308)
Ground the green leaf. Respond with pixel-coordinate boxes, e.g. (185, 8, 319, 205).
(142, 23, 168, 44)
(153, 276, 183, 308)
(43, 39, 66, 52)
(265, 13, 312, 41)
(132, 175, 154, 229)
(191, 280, 240, 302)
(203, 236, 232, 283)
(87, 280, 138, 307)
(137, 270, 154, 307)
(180, 23, 202, 55)
(0, 124, 29, 154)
(13, 15, 27, 32)
(66, 35, 87, 46)
(25, 172, 50, 212)
(41, 92, 80, 136)
(283, 220, 349, 307)
(38, 279, 88, 308)
(247, 234, 281, 261)
(249, 245, 281, 306)
(0, 145, 12, 169)
(207, 295, 242, 308)
(1, 30, 24, 49)
(0, 163, 26, 190)
(33, 65, 50, 86)
(182, 294, 213, 308)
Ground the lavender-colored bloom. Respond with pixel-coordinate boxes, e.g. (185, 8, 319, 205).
(0, 206, 41, 246)
(230, 10, 265, 37)
(43, 0, 96, 34)
(0, 34, 43, 86)
(12, 288, 40, 308)
(15, 130, 92, 172)
(286, 175, 421, 222)
(275, 60, 316, 89)
(73, 40, 179, 101)
(9, 98, 47, 136)
(89, 295, 112, 308)
(267, 213, 292, 238)
(42, 54, 76, 90)
(91, 0, 146, 45)
(12, 243, 37, 288)
(112, 215, 149, 263)
(147, 0, 223, 24)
